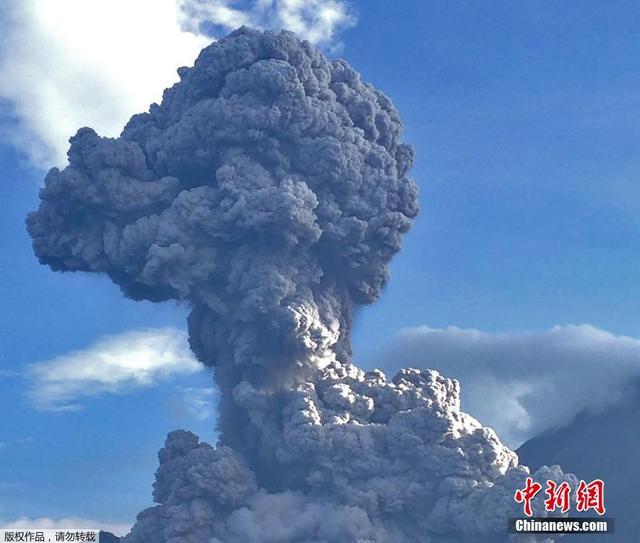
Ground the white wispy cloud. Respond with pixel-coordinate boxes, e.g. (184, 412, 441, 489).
(166, 386, 217, 421)
(0, 517, 130, 537)
(0, 0, 208, 168)
(0, 0, 354, 168)
(370, 324, 640, 448)
(0, 437, 34, 452)
(0, 369, 22, 378)
(28, 328, 201, 412)
(179, 0, 355, 47)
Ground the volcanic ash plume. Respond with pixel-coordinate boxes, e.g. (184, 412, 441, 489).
(27, 28, 574, 542)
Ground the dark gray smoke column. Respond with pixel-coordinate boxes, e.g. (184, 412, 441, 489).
(28, 28, 573, 542)
(28, 26, 418, 461)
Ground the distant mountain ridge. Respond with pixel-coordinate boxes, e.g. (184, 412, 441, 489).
(517, 381, 640, 542)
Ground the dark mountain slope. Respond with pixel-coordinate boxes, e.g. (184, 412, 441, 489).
(518, 382, 640, 542)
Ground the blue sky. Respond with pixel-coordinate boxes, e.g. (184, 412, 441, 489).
(2, 0, 640, 533)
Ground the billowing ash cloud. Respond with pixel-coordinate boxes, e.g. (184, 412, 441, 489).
(27, 28, 573, 542)
(369, 324, 640, 447)
(126, 369, 575, 543)
(28, 26, 419, 457)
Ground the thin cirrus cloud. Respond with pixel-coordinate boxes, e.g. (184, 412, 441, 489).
(0, 437, 34, 452)
(166, 386, 217, 421)
(28, 328, 202, 412)
(369, 324, 640, 448)
(179, 0, 355, 46)
(0, 0, 355, 169)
